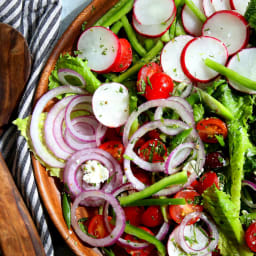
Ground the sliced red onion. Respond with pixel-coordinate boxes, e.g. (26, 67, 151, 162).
(65, 95, 94, 142)
(176, 81, 193, 98)
(242, 180, 256, 208)
(177, 212, 219, 255)
(71, 190, 125, 247)
(123, 98, 195, 146)
(95, 124, 108, 147)
(165, 142, 195, 175)
(58, 68, 86, 87)
(30, 85, 86, 168)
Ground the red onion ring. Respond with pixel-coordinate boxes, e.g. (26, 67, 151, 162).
(30, 85, 86, 168)
(177, 212, 219, 255)
(71, 190, 126, 247)
(242, 180, 256, 208)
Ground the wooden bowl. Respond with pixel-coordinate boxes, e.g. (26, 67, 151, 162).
(33, 0, 119, 255)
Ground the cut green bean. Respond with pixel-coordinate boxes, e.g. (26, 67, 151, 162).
(175, 20, 186, 36)
(121, 15, 147, 57)
(111, 20, 123, 34)
(62, 192, 71, 229)
(94, 0, 132, 26)
(205, 58, 256, 91)
(119, 171, 187, 206)
(144, 38, 155, 51)
(161, 30, 171, 42)
(170, 128, 192, 151)
(175, 0, 185, 7)
(112, 40, 164, 83)
(184, 0, 206, 23)
(125, 223, 166, 256)
(169, 18, 176, 40)
(160, 196, 169, 223)
(123, 198, 186, 206)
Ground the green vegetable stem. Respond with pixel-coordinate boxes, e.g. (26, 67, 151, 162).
(123, 197, 186, 206)
(62, 192, 71, 229)
(119, 171, 187, 206)
(184, 0, 206, 23)
(111, 20, 123, 34)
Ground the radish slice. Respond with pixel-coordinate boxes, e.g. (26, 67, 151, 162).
(58, 69, 86, 87)
(202, 10, 249, 56)
(132, 13, 175, 38)
(181, 0, 204, 36)
(212, 0, 231, 10)
(203, 0, 216, 17)
(230, 0, 250, 15)
(92, 83, 130, 127)
(227, 48, 256, 94)
(133, 0, 175, 25)
(161, 35, 194, 82)
(77, 26, 120, 73)
(167, 226, 211, 256)
(181, 36, 228, 83)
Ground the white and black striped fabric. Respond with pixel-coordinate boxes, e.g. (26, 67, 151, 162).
(0, 0, 62, 255)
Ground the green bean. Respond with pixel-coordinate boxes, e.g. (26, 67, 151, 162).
(125, 223, 166, 256)
(169, 18, 176, 40)
(184, 0, 206, 23)
(122, 198, 186, 206)
(170, 128, 192, 151)
(111, 20, 123, 34)
(161, 30, 171, 42)
(62, 192, 71, 229)
(205, 58, 256, 91)
(119, 171, 187, 206)
(94, 0, 132, 26)
(144, 38, 155, 51)
(121, 15, 147, 57)
(175, 20, 186, 36)
(160, 196, 169, 223)
(112, 40, 164, 83)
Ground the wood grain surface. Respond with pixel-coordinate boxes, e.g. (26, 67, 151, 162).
(33, 0, 119, 255)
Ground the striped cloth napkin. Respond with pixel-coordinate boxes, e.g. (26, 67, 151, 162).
(0, 0, 62, 255)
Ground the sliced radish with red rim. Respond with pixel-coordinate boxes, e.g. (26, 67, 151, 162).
(133, 0, 175, 25)
(132, 12, 175, 38)
(181, 36, 228, 83)
(202, 10, 249, 56)
(77, 26, 120, 73)
(230, 0, 250, 15)
(227, 48, 256, 94)
(203, 0, 216, 17)
(161, 35, 194, 82)
(212, 0, 231, 10)
(181, 0, 204, 36)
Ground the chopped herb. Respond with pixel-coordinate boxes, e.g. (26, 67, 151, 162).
(123, 154, 134, 161)
(215, 134, 225, 147)
(119, 86, 124, 93)
(81, 21, 87, 31)
(146, 76, 152, 89)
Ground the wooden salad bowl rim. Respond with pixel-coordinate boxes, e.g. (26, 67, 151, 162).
(33, 0, 119, 255)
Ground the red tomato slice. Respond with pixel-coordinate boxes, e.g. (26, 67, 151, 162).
(138, 139, 167, 163)
(145, 72, 174, 100)
(111, 38, 132, 72)
(198, 171, 219, 194)
(245, 222, 256, 252)
(169, 190, 203, 224)
(137, 62, 162, 95)
(141, 206, 163, 227)
(124, 206, 144, 226)
(99, 140, 124, 163)
(196, 118, 228, 143)
(88, 215, 111, 239)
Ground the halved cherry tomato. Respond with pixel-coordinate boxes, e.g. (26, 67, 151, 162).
(99, 140, 124, 163)
(138, 139, 167, 163)
(124, 226, 154, 256)
(137, 62, 162, 95)
(196, 118, 228, 143)
(124, 206, 144, 226)
(133, 168, 152, 186)
(144, 72, 174, 100)
(141, 206, 163, 227)
(111, 38, 132, 72)
(88, 215, 111, 238)
(169, 189, 203, 224)
(198, 171, 219, 194)
(245, 222, 256, 252)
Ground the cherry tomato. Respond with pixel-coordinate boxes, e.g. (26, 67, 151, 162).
(245, 222, 256, 252)
(198, 171, 220, 194)
(144, 72, 174, 100)
(169, 190, 203, 224)
(111, 38, 132, 72)
(205, 152, 226, 170)
(88, 215, 111, 238)
(133, 167, 152, 186)
(147, 129, 160, 140)
(124, 226, 154, 256)
(137, 62, 162, 95)
(141, 206, 164, 227)
(124, 206, 144, 226)
(196, 118, 228, 143)
(99, 140, 124, 163)
(138, 139, 167, 163)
